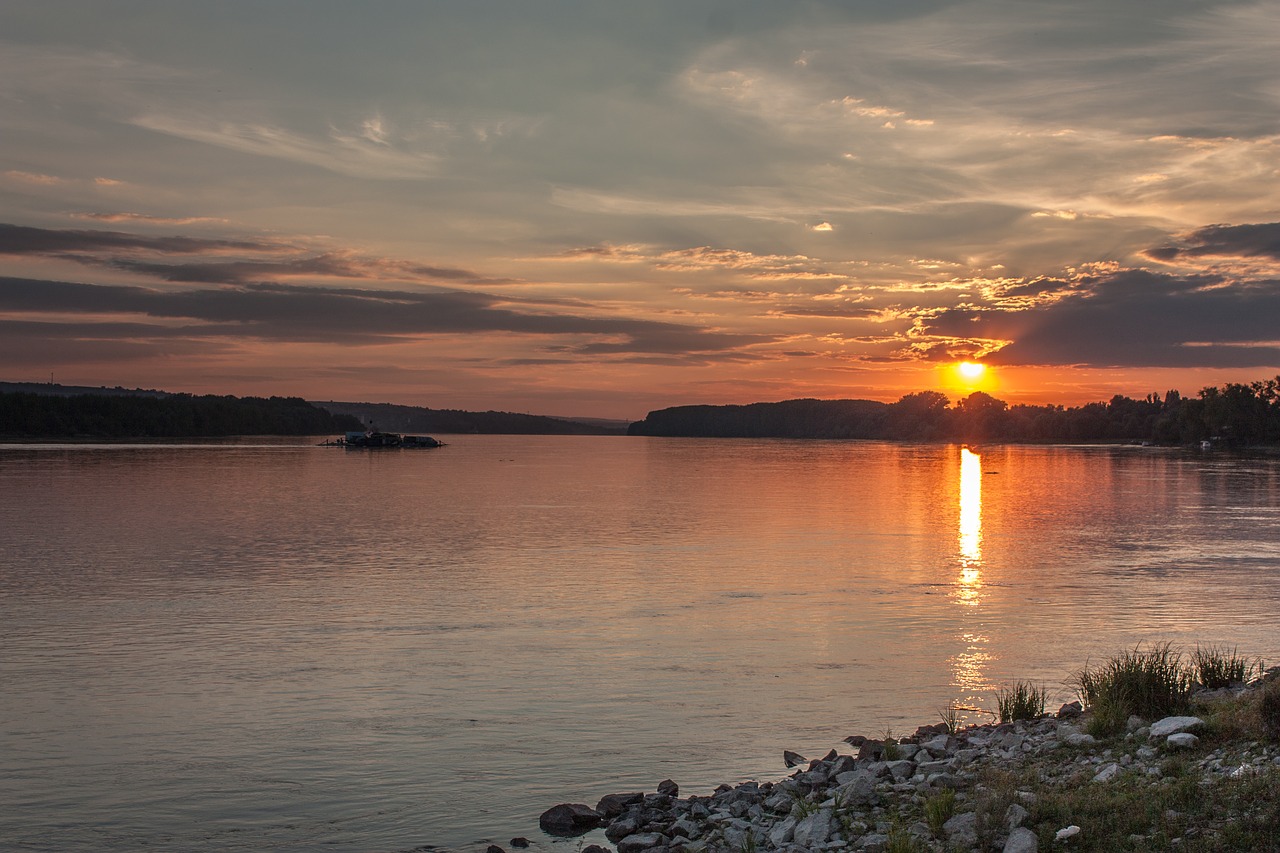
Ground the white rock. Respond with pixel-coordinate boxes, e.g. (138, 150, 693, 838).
(1005, 826, 1039, 853)
(1166, 732, 1199, 750)
(1149, 716, 1204, 738)
(768, 815, 797, 846)
(1055, 824, 1081, 841)
(1065, 732, 1096, 747)
(1092, 762, 1120, 783)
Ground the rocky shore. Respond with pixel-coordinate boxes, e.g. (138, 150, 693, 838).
(517, 671, 1280, 853)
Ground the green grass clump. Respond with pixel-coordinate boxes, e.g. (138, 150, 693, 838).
(938, 704, 962, 735)
(1077, 642, 1193, 724)
(1191, 645, 1258, 689)
(924, 788, 956, 837)
(995, 681, 1046, 723)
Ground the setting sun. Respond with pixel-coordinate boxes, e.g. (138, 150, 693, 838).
(958, 362, 987, 380)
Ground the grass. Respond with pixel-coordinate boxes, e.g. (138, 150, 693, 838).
(1076, 642, 1193, 724)
(938, 704, 962, 735)
(995, 680, 1046, 723)
(882, 726, 902, 761)
(923, 788, 956, 837)
(1192, 645, 1260, 689)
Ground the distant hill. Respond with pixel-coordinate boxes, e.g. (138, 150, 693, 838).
(0, 388, 360, 438)
(628, 398, 890, 438)
(313, 400, 627, 435)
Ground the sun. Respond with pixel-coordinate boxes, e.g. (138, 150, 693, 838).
(957, 361, 987, 380)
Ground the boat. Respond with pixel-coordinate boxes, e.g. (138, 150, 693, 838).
(328, 430, 445, 449)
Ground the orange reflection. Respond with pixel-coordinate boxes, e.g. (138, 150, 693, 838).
(956, 446, 983, 605)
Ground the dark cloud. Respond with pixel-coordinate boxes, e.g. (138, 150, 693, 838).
(0, 223, 279, 256)
(1145, 222, 1280, 262)
(923, 268, 1280, 368)
(0, 275, 772, 355)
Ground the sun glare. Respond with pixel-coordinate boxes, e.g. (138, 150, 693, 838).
(958, 361, 986, 380)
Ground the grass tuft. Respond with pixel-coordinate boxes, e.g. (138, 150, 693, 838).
(924, 787, 956, 837)
(995, 681, 1046, 723)
(1261, 678, 1280, 742)
(1076, 642, 1193, 724)
(1191, 645, 1258, 689)
(938, 704, 962, 735)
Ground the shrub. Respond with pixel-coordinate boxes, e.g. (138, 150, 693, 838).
(1077, 642, 1193, 723)
(1192, 644, 1258, 688)
(995, 681, 1046, 723)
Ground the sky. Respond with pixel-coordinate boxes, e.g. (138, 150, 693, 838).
(3, 1, 1280, 419)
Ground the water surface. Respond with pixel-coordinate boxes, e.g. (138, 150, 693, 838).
(2, 437, 1278, 851)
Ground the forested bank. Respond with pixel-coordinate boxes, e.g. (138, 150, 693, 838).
(0, 392, 361, 438)
(629, 378, 1280, 444)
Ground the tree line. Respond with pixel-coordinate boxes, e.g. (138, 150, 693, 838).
(0, 392, 362, 438)
(628, 377, 1280, 445)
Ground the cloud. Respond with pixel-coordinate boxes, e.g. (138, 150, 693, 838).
(1145, 221, 1280, 263)
(131, 114, 441, 179)
(72, 212, 229, 226)
(0, 223, 283, 256)
(923, 267, 1280, 368)
(0, 274, 773, 356)
(4, 170, 64, 185)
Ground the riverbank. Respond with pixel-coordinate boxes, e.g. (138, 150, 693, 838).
(513, 661, 1280, 853)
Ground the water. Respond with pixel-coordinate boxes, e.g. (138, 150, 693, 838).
(2, 436, 1279, 851)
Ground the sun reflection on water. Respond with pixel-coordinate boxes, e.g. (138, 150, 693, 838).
(957, 446, 983, 604)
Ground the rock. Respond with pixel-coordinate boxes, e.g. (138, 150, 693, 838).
(1065, 732, 1096, 747)
(657, 779, 679, 797)
(596, 792, 644, 819)
(769, 815, 797, 846)
(793, 808, 835, 846)
(509, 839, 529, 849)
(1166, 732, 1200, 749)
(1056, 701, 1083, 718)
(943, 811, 978, 848)
(1005, 803, 1030, 829)
(1005, 826, 1039, 853)
(669, 817, 700, 839)
(606, 816, 640, 843)
(859, 832, 890, 851)
(844, 734, 869, 747)
(1055, 824, 1081, 841)
(487, 846, 505, 853)
(858, 741, 886, 761)
(582, 847, 610, 853)
(538, 803, 603, 836)
(886, 759, 916, 780)
(617, 832, 667, 853)
(1092, 763, 1120, 783)
(921, 734, 952, 754)
(821, 748, 839, 761)
(783, 749, 807, 768)
(837, 774, 877, 806)
(1149, 716, 1204, 739)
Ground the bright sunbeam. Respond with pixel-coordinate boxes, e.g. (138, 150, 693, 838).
(958, 446, 983, 604)
(958, 361, 986, 380)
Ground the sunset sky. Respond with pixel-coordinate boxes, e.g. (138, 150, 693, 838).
(4, 1, 1280, 419)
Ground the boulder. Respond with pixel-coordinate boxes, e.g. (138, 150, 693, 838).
(1149, 716, 1204, 738)
(1004, 826, 1039, 853)
(1166, 732, 1199, 749)
(769, 815, 797, 846)
(539, 803, 603, 836)
(793, 808, 834, 847)
(582, 847, 611, 853)
(1056, 701, 1083, 719)
(509, 839, 530, 849)
(657, 779, 679, 797)
(943, 812, 977, 849)
(486, 846, 505, 853)
(616, 832, 667, 853)
(1005, 803, 1030, 829)
(783, 749, 807, 768)
(605, 816, 640, 843)
(596, 792, 644, 819)
(1092, 763, 1120, 783)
